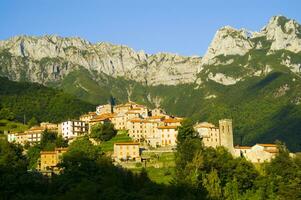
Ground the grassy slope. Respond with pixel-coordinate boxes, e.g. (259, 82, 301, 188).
(100, 131, 132, 152)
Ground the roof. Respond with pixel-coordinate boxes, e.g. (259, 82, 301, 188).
(27, 126, 45, 131)
(40, 151, 56, 155)
(90, 113, 115, 122)
(114, 142, 139, 145)
(125, 111, 140, 114)
(163, 118, 183, 123)
(41, 148, 68, 155)
(129, 118, 145, 123)
(195, 122, 216, 128)
(264, 149, 279, 154)
(157, 126, 178, 129)
(146, 116, 165, 120)
(257, 144, 277, 147)
(130, 107, 143, 111)
(235, 146, 251, 149)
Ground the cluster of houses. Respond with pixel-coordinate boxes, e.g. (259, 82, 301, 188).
(6, 101, 285, 173)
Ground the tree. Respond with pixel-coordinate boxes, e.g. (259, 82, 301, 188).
(203, 169, 222, 200)
(0, 107, 15, 120)
(27, 117, 38, 128)
(176, 119, 199, 144)
(90, 122, 117, 141)
(174, 118, 204, 193)
(224, 178, 239, 200)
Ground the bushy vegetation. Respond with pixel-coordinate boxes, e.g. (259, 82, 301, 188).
(174, 120, 301, 199)
(90, 122, 117, 142)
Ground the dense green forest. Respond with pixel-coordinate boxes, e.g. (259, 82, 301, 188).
(0, 76, 95, 123)
(1, 120, 300, 199)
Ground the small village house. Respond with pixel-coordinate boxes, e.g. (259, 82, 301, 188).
(61, 120, 87, 140)
(39, 147, 68, 173)
(113, 142, 140, 161)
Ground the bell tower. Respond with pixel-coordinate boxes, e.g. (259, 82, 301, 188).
(219, 119, 234, 153)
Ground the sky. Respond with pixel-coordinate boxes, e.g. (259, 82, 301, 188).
(0, 0, 300, 56)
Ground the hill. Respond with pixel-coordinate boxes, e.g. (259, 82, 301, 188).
(0, 76, 95, 123)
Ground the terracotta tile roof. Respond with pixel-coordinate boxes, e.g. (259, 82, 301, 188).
(146, 116, 165, 119)
(114, 142, 139, 145)
(257, 144, 277, 147)
(157, 126, 178, 129)
(163, 118, 183, 123)
(129, 118, 145, 123)
(264, 149, 279, 154)
(27, 126, 45, 131)
(235, 146, 251, 149)
(41, 148, 68, 155)
(90, 113, 116, 122)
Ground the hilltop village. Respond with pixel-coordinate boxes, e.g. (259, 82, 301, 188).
(7, 102, 282, 173)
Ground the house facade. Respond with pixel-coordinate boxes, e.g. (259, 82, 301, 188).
(61, 120, 87, 139)
(113, 142, 140, 161)
(39, 147, 68, 172)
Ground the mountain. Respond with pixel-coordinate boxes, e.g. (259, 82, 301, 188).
(0, 15, 301, 151)
(0, 35, 200, 86)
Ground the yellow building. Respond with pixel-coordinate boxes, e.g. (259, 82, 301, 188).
(111, 113, 127, 130)
(151, 108, 166, 117)
(163, 118, 183, 126)
(79, 112, 97, 123)
(40, 122, 59, 131)
(39, 148, 68, 172)
(195, 122, 220, 147)
(113, 142, 140, 161)
(158, 126, 178, 147)
(195, 119, 234, 153)
(127, 118, 145, 141)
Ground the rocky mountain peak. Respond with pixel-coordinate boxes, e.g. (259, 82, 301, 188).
(201, 15, 301, 68)
(261, 15, 301, 53)
(200, 25, 253, 66)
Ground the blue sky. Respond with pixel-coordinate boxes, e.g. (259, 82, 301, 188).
(1, 0, 300, 56)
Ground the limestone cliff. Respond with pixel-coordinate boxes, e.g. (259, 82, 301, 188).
(199, 16, 301, 86)
(0, 35, 201, 86)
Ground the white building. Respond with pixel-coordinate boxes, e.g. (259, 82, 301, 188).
(234, 144, 279, 163)
(7, 132, 17, 143)
(61, 120, 87, 140)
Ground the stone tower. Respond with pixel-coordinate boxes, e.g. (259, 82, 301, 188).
(219, 119, 234, 153)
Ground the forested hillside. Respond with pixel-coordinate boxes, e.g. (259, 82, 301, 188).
(0, 77, 94, 123)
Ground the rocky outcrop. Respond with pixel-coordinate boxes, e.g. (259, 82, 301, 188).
(201, 26, 253, 66)
(200, 16, 301, 69)
(262, 16, 301, 53)
(0, 35, 201, 86)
